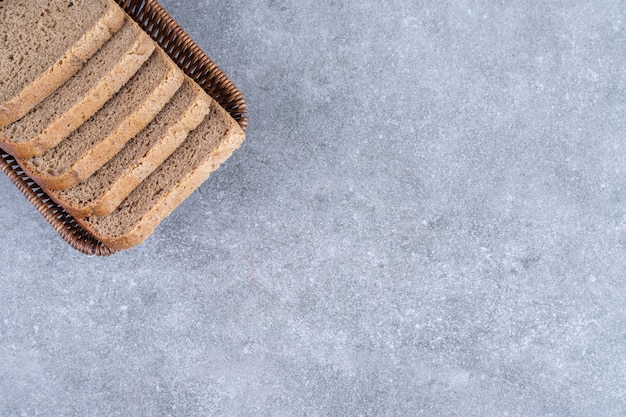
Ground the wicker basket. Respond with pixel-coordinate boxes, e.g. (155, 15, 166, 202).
(0, 0, 248, 256)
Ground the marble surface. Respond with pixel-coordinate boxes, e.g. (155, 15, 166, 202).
(1, 0, 625, 415)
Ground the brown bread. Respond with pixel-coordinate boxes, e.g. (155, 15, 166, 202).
(75, 100, 246, 250)
(0, 0, 125, 126)
(0, 19, 154, 158)
(49, 79, 211, 217)
(18, 48, 185, 190)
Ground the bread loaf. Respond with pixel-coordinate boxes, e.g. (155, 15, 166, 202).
(48, 79, 211, 217)
(75, 100, 246, 250)
(0, 19, 154, 158)
(2, 0, 246, 251)
(18, 48, 184, 190)
(0, 0, 125, 126)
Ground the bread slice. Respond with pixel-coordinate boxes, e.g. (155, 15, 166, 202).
(18, 49, 185, 191)
(75, 100, 246, 250)
(0, 0, 125, 127)
(0, 20, 155, 159)
(49, 79, 212, 218)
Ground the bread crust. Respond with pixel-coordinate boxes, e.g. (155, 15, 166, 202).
(0, 5, 125, 127)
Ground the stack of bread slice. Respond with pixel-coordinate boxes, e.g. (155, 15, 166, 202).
(0, 0, 246, 251)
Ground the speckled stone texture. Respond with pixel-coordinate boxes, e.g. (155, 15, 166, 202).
(1, 1, 625, 416)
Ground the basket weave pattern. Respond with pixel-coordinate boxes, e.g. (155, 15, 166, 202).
(0, 0, 248, 255)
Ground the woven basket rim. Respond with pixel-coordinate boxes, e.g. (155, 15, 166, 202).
(0, 0, 248, 256)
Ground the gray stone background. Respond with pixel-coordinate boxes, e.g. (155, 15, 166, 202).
(1, 0, 625, 415)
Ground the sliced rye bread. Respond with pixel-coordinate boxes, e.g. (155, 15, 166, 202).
(0, 19, 155, 159)
(18, 48, 185, 191)
(48, 79, 212, 218)
(0, 0, 125, 127)
(75, 100, 246, 250)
